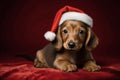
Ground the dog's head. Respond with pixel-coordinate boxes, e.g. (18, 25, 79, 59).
(53, 20, 99, 51)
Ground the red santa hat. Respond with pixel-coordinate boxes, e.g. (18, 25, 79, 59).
(44, 6, 93, 41)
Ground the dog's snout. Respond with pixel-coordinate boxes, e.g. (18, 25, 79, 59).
(68, 42, 75, 48)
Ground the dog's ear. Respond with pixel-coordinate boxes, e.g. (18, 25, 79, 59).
(85, 28, 99, 51)
(52, 27, 62, 51)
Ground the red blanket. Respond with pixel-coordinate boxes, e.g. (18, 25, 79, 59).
(0, 54, 120, 80)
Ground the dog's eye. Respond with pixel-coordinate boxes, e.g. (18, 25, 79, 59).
(63, 29, 68, 34)
(79, 30, 84, 34)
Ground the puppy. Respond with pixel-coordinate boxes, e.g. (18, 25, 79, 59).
(34, 20, 101, 72)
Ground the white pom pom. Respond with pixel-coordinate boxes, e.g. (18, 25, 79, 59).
(44, 31, 56, 41)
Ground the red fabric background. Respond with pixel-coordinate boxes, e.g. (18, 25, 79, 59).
(0, 0, 120, 80)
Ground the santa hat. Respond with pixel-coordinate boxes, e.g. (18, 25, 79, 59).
(44, 5, 93, 41)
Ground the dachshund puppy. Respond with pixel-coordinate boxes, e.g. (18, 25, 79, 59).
(34, 20, 101, 72)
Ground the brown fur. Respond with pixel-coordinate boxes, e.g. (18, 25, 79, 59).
(34, 20, 101, 72)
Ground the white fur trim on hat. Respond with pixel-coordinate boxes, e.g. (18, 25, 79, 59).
(59, 12, 93, 27)
(44, 31, 56, 41)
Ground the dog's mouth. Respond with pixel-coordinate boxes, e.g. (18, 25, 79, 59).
(63, 43, 82, 51)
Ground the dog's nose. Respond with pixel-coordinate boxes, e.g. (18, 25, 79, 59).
(68, 42, 75, 48)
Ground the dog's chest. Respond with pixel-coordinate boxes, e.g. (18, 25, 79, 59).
(56, 51, 77, 63)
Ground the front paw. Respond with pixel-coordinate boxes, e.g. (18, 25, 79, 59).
(59, 64, 77, 72)
(83, 61, 101, 72)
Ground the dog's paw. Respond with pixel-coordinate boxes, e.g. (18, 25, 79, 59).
(60, 64, 77, 72)
(83, 61, 101, 72)
(34, 58, 46, 68)
(34, 62, 46, 68)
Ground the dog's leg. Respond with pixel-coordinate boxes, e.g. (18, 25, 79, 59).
(82, 52, 101, 72)
(53, 55, 77, 72)
(34, 50, 47, 68)
(83, 60, 101, 72)
(34, 58, 46, 68)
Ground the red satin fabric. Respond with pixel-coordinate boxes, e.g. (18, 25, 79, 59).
(0, 54, 120, 80)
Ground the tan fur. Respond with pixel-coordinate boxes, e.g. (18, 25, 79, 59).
(34, 50, 47, 67)
(34, 20, 101, 72)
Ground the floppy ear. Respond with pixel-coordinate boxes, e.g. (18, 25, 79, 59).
(52, 27, 62, 51)
(85, 28, 99, 51)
